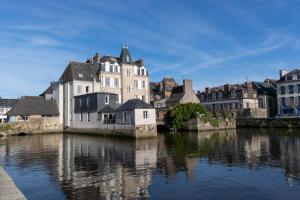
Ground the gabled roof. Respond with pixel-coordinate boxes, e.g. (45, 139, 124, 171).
(7, 96, 59, 116)
(40, 83, 54, 96)
(59, 62, 99, 84)
(252, 81, 276, 95)
(100, 55, 119, 64)
(278, 69, 300, 82)
(0, 99, 18, 108)
(116, 99, 153, 111)
(119, 47, 133, 64)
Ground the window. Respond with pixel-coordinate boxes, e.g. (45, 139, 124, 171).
(289, 85, 294, 94)
(97, 113, 102, 121)
(127, 84, 131, 93)
(105, 77, 110, 87)
(142, 95, 146, 102)
(127, 68, 130, 77)
(114, 65, 118, 73)
(297, 74, 300, 80)
(21, 116, 29, 121)
(280, 86, 285, 95)
(281, 97, 286, 106)
(287, 76, 292, 81)
(134, 80, 138, 89)
(141, 69, 145, 76)
(80, 112, 83, 121)
(297, 84, 300, 93)
(137, 68, 140, 75)
(143, 110, 148, 119)
(78, 85, 82, 94)
(235, 103, 239, 109)
(87, 112, 90, 121)
(114, 78, 119, 88)
(123, 112, 127, 123)
(109, 65, 113, 72)
(86, 86, 89, 94)
(290, 97, 295, 107)
(142, 81, 145, 89)
(105, 94, 109, 104)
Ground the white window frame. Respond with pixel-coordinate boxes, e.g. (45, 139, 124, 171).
(143, 110, 148, 120)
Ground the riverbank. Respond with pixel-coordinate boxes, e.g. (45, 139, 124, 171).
(237, 117, 300, 128)
(0, 166, 27, 200)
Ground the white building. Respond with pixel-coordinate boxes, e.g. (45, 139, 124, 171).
(277, 69, 300, 116)
(0, 98, 18, 123)
(46, 46, 150, 127)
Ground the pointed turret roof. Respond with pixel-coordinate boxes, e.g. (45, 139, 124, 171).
(119, 44, 133, 64)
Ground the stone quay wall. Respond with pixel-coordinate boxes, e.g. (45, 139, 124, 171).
(186, 116, 236, 131)
(0, 117, 63, 136)
(65, 124, 157, 139)
(236, 117, 300, 128)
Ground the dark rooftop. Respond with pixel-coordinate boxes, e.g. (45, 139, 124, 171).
(7, 96, 59, 116)
(116, 99, 153, 111)
(0, 99, 19, 108)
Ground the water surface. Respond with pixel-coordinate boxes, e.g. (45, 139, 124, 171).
(0, 129, 300, 199)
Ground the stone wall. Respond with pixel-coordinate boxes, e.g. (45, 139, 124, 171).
(0, 117, 63, 136)
(236, 117, 300, 128)
(65, 124, 157, 138)
(186, 116, 236, 131)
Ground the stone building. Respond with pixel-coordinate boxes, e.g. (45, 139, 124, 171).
(6, 96, 59, 122)
(43, 45, 150, 127)
(166, 79, 200, 108)
(0, 98, 18, 123)
(150, 77, 178, 104)
(70, 93, 156, 138)
(197, 81, 269, 118)
(277, 69, 300, 116)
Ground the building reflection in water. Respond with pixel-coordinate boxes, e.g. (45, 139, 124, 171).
(58, 134, 157, 199)
(1, 128, 300, 199)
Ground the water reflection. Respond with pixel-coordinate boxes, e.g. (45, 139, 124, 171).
(0, 129, 300, 199)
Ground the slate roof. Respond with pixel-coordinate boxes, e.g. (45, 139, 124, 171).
(252, 81, 276, 96)
(40, 83, 54, 96)
(116, 99, 153, 111)
(278, 69, 300, 83)
(7, 96, 59, 116)
(59, 62, 99, 84)
(0, 99, 18, 108)
(99, 105, 117, 113)
(119, 47, 133, 64)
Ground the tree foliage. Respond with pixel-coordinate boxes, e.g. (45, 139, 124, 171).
(170, 103, 206, 129)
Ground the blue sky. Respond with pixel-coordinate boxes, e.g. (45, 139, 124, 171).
(1, 0, 300, 98)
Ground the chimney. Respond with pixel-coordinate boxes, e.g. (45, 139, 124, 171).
(93, 53, 100, 64)
(205, 87, 210, 94)
(183, 79, 193, 94)
(279, 69, 288, 78)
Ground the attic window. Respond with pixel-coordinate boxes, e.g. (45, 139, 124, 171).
(79, 74, 84, 78)
(126, 56, 129, 63)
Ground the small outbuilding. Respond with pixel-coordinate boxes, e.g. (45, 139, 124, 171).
(115, 99, 157, 138)
(6, 96, 59, 122)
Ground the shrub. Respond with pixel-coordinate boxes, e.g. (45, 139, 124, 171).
(170, 103, 206, 129)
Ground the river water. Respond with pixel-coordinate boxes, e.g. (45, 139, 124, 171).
(0, 129, 300, 200)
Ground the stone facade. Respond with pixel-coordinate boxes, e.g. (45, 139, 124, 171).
(0, 117, 63, 136)
(237, 117, 300, 128)
(186, 116, 236, 131)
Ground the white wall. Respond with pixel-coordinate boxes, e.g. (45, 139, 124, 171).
(134, 109, 156, 126)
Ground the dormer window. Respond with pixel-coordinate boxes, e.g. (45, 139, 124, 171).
(287, 76, 292, 81)
(126, 55, 129, 63)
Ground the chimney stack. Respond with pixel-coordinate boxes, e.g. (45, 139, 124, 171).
(183, 79, 193, 94)
(93, 53, 100, 64)
(279, 69, 288, 78)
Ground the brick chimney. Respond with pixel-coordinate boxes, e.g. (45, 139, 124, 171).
(93, 52, 100, 64)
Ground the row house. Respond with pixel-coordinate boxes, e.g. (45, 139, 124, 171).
(197, 81, 275, 118)
(0, 98, 18, 123)
(277, 69, 300, 116)
(44, 45, 150, 127)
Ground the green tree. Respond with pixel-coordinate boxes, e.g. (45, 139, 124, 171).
(170, 103, 206, 129)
